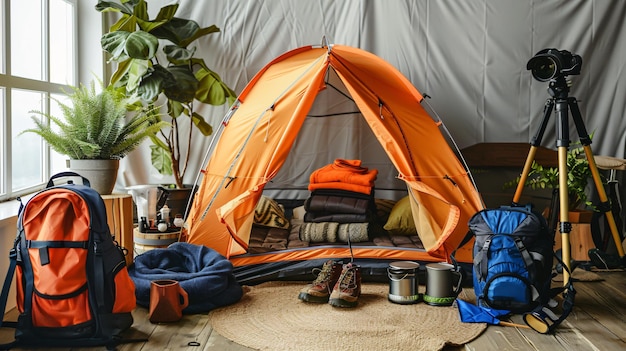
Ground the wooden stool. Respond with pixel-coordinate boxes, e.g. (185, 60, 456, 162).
(594, 155, 626, 172)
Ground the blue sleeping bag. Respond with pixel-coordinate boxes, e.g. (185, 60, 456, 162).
(129, 242, 243, 314)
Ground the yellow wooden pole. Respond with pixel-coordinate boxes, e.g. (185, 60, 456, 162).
(558, 147, 572, 286)
(513, 146, 538, 205)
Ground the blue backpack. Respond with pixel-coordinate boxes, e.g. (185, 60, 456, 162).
(468, 205, 555, 313)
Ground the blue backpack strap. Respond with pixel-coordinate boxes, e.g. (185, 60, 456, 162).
(473, 237, 492, 280)
(0, 229, 21, 349)
(0, 247, 18, 329)
(513, 238, 536, 277)
(0, 197, 25, 329)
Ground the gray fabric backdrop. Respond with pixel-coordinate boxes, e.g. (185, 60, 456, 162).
(116, 0, 626, 195)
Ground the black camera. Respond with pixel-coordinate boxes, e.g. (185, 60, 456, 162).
(527, 48, 582, 82)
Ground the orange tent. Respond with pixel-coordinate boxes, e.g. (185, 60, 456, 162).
(186, 44, 484, 275)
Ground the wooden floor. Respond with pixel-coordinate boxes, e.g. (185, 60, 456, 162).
(1, 269, 624, 351)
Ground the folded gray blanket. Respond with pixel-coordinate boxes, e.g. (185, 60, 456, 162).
(299, 222, 338, 242)
(337, 222, 371, 242)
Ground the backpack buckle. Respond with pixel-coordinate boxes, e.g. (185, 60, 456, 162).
(93, 241, 102, 255)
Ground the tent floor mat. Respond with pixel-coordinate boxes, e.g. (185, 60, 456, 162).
(233, 258, 474, 286)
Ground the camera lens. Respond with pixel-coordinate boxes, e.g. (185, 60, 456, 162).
(528, 56, 558, 82)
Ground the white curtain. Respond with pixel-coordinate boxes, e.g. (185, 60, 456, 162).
(116, 0, 626, 191)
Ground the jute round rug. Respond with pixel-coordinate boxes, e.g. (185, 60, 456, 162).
(208, 281, 486, 351)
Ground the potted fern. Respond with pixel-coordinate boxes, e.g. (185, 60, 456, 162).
(96, 0, 237, 190)
(22, 80, 167, 194)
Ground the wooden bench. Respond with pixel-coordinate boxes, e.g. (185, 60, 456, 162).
(461, 142, 558, 168)
(461, 142, 557, 209)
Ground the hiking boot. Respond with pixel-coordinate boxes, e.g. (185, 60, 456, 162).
(329, 263, 361, 308)
(298, 260, 343, 303)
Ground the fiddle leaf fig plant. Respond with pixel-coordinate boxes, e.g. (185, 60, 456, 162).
(96, 0, 237, 188)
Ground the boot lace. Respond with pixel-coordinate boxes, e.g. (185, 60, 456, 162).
(338, 267, 356, 289)
(311, 263, 334, 285)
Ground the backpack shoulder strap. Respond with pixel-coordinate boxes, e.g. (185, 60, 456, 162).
(513, 238, 536, 275)
(0, 198, 25, 330)
(473, 237, 492, 280)
(0, 245, 20, 349)
(0, 247, 18, 329)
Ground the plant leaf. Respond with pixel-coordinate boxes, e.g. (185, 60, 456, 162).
(149, 133, 169, 151)
(163, 45, 195, 63)
(101, 31, 131, 60)
(124, 31, 159, 59)
(153, 4, 179, 23)
(195, 67, 226, 105)
(137, 65, 172, 101)
(150, 144, 173, 175)
(191, 112, 213, 136)
(150, 18, 219, 47)
(132, 0, 148, 21)
(109, 58, 132, 86)
(126, 59, 150, 93)
(163, 66, 198, 103)
(95, 0, 134, 15)
(180, 24, 220, 48)
(167, 100, 185, 118)
(137, 75, 163, 101)
(111, 13, 137, 32)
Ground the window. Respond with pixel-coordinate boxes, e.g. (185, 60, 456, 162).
(0, 0, 77, 201)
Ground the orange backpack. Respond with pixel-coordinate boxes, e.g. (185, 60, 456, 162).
(0, 173, 137, 349)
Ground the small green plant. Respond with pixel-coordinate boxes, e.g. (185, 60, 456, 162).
(23, 80, 166, 160)
(504, 144, 598, 210)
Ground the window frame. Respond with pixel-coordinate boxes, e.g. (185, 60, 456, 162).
(0, 0, 77, 201)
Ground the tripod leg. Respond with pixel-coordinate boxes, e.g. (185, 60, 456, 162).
(569, 97, 625, 258)
(583, 146, 626, 258)
(553, 94, 574, 284)
(513, 99, 554, 205)
(557, 146, 573, 284)
(513, 147, 538, 204)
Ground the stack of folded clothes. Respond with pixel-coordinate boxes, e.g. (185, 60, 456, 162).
(300, 159, 380, 243)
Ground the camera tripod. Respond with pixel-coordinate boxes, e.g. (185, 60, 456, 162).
(512, 76, 625, 285)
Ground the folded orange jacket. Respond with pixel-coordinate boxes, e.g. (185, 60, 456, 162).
(310, 159, 378, 187)
(333, 159, 367, 172)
